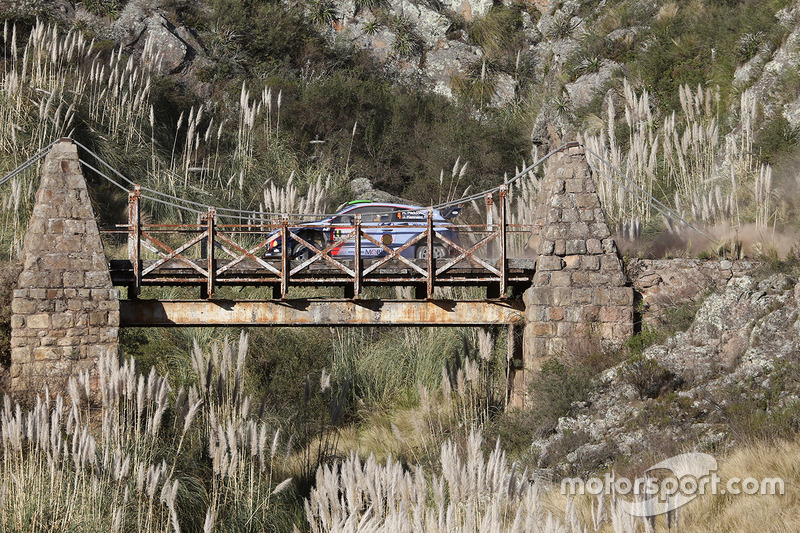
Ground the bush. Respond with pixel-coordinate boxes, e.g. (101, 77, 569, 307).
(527, 358, 590, 431)
(720, 359, 800, 442)
(620, 353, 675, 399)
(82, 0, 127, 18)
(754, 113, 800, 165)
(467, 6, 525, 67)
(625, 324, 666, 355)
(210, 0, 324, 71)
(286, 74, 529, 200)
(0, 262, 20, 386)
(631, 0, 792, 110)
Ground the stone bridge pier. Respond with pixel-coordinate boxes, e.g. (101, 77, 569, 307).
(511, 146, 633, 404)
(10, 140, 119, 397)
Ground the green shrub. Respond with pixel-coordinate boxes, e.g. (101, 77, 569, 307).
(715, 358, 800, 442)
(754, 113, 800, 165)
(81, 0, 127, 18)
(662, 298, 704, 334)
(0, 262, 20, 383)
(467, 6, 524, 68)
(354, 0, 387, 13)
(631, 0, 792, 110)
(625, 324, 666, 355)
(527, 358, 591, 431)
(210, 0, 325, 70)
(620, 353, 674, 399)
(389, 16, 424, 57)
(757, 246, 800, 276)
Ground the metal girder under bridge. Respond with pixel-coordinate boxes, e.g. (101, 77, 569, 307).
(120, 299, 525, 327)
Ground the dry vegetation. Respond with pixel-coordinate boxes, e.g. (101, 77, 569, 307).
(0, 334, 294, 531)
(2, 1, 800, 531)
(9, 335, 796, 533)
(581, 81, 773, 245)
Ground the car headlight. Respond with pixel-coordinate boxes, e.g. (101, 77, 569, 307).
(266, 235, 281, 251)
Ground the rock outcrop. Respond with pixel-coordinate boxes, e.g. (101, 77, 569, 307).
(533, 272, 800, 477)
(112, 1, 194, 74)
(627, 258, 762, 326)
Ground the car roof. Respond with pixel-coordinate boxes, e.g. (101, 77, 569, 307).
(335, 202, 431, 212)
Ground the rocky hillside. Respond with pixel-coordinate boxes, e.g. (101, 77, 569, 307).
(532, 268, 800, 478)
(11, 0, 800, 248)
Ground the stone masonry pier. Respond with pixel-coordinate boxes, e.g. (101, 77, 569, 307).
(10, 140, 119, 397)
(521, 146, 633, 378)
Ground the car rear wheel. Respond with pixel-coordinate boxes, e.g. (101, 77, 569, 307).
(415, 243, 447, 260)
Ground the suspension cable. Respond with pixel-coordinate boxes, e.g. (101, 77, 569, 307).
(0, 138, 721, 243)
(0, 139, 59, 188)
(432, 143, 570, 210)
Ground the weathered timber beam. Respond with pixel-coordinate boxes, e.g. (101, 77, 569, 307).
(120, 299, 525, 327)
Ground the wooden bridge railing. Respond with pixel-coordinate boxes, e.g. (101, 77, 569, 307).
(104, 185, 537, 299)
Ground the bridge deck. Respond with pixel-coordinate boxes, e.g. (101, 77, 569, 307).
(109, 257, 536, 292)
(110, 185, 536, 298)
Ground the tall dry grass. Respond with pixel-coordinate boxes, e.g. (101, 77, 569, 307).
(306, 429, 668, 533)
(582, 80, 773, 243)
(679, 437, 800, 531)
(308, 424, 800, 532)
(0, 333, 292, 531)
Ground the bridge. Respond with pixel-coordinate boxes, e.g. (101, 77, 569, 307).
(7, 139, 635, 406)
(109, 181, 535, 324)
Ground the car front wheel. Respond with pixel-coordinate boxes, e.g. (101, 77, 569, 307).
(415, 243, 447, 260)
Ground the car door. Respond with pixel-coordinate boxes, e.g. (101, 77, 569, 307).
(393, 208, 427, 256)
(328, 209, 358, 257)
(328, 206, 397, 257)
(354, 206, 396, 257)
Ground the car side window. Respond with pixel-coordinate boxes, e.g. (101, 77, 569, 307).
(342, 206, 398, 223)
(330, 214, 354, 225)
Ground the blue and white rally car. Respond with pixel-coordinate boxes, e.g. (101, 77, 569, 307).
(264, 201, 461, 260)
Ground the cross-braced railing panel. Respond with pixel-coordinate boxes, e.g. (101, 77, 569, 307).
(107, 185, 529, 298)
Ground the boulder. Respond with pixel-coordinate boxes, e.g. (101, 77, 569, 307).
(438, 0, 494, 21)
(565, 61, 618, 110)
(388, 0, 450, 49)
(425, 39, 483, 99)
(142, 15, 189, 74)
(108, 2, 190, 74)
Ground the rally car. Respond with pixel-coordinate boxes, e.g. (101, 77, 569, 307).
(263, 201, 461, 260)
